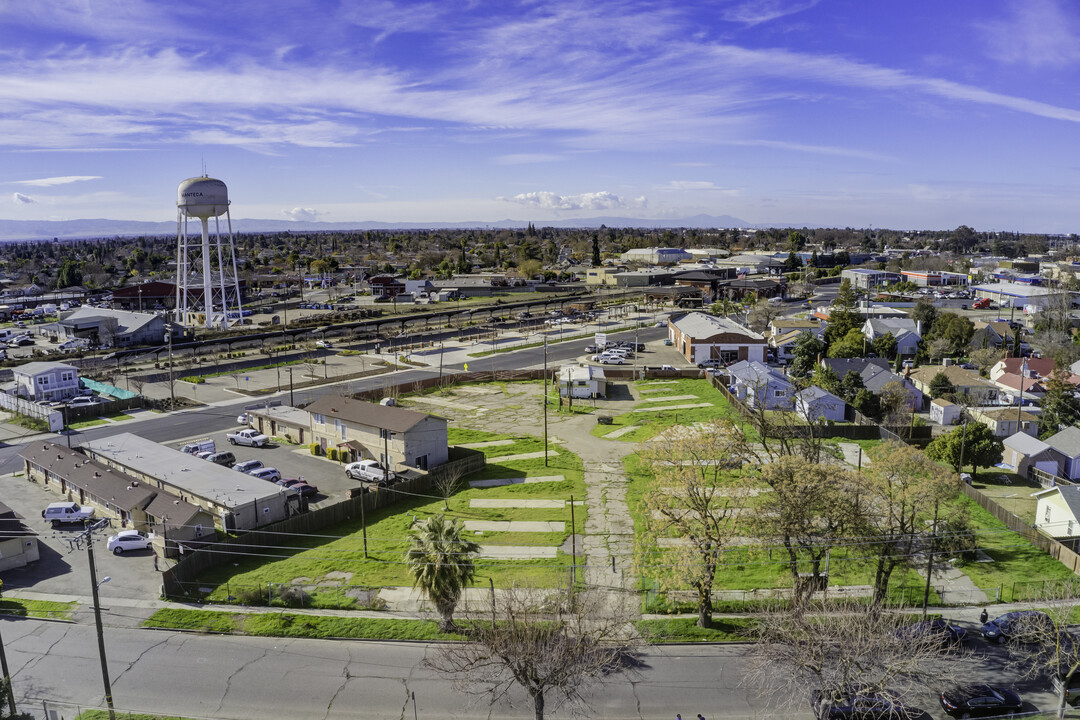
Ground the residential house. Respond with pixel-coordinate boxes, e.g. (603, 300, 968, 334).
(668, 312, 767, 365)
(20, 441, 215, 547)
(768, 318, 824, 339)
(1034, 485, 1080, 539)
(79, 434, 299, 532)
(673, 269, 737, 302)
(821, 358, 923, 411)
(992, 373, 1045, 404)
(795, 386, 846, 422)
(862, 318, 921, 356)
(726, 360, 794, 410)
(1002, 432, 1061, 478)
(1045, 427, 1080, 481)
(12, 361, 81, 401)
(907, 365, 1000, 406)
(0, 502, 39, 571)
(969, 407, 1039, 438)
(971, 321, 1018, 351)
(770, 330, 808, 363)
(306, 395, 448, 471)
(557, 364, 606, 399)
(719, 277, 786, 300)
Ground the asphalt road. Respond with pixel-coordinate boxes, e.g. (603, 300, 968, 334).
(0, 326, 667, 474)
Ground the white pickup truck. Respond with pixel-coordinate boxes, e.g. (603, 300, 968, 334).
(226, 428, 270, 447)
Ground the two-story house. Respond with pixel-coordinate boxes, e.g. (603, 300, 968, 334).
(726, 360, 794, 410)
(13, 361, 80, 401)
(306, 395, 449, 472)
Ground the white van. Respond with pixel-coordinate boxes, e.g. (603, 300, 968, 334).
(180, 439, 215, 455)
(42, 501, 93, 527)
(0, 329, 15, 342)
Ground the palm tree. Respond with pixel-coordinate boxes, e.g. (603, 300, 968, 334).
(405, 515, 480, 632)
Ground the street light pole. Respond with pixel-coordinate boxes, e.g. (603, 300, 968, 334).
(165, 331, 175, 407)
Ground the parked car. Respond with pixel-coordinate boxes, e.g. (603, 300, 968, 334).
(1051, 673, 1080, 707)
(237, 412, 251, 425)
(345, 459, 393, 483)
(9, 335, 33, 346)
(195, 450, 215, 460)
(810, 686, 916, 720)
(896, 619, 967, 646)
(247, 467, 282, 482)
(66, 396, 99, 407)
(277, 477, 318, 497)
(233, 459, 264, 474)
(181, 440, 215, 455)
(206, 451, 236, 468)
(42, 501, 93, 527)
(980, 610, 1053, 643)
(106, 529, 154, 555)
(226, 428, 270, 447)
(315, 340, 333, 349)
(939, 684, 1022, 718)
(600, 356, 626, 365)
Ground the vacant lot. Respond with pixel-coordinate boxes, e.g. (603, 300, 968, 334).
(592, 378, 747, 442)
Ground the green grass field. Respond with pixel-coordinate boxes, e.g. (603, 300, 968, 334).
(635, 617, 756, 642)
(143, 608, 461, 640)
(591, 378, 751, 442)
(193, 429, 585, 605)
(0, 598, 76, 619)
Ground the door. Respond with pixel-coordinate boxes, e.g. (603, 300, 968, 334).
(737, 346, 749, 361)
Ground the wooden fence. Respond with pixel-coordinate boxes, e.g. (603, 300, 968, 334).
(160, 447, 486, 599)
(961, 483, 1080, 578)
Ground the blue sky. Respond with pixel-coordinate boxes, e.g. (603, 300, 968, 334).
(2, 0, 1079, 231)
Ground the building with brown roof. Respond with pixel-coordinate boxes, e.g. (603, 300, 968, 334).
(907, 364, 1001, 406)
(305, 395, 449, 472)
(19, 441, 214, 547)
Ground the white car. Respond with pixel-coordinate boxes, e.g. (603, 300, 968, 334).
(315, 340, 333, 349)
(345, 460, 393, 483)
(601, 356, 626, 365)
(66, 396, 99, 407)
(248, 467, 282, 482)
(106, 529, 154, 555)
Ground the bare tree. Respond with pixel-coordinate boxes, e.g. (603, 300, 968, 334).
(927, 337, 951, 363)
(637, 418, 754, 627)
(752, 457, 863, 605)
(425, 585, 640, 720)
(128, 375, 146, 398)
(432, 462, 466, 511)
(749, 598, 969, 718)
(746, 299, 784, 334)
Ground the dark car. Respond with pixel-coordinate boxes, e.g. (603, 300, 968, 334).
(980, 610, 1053, 643)
(811, 686, 916, 720)
(277, 477, 319, 497)
(206, 451, 236, 468)
(897, 618, 967, 646)
(939, 684, 1021, 718)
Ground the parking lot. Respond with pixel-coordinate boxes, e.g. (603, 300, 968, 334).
(167, 428, 364, 507)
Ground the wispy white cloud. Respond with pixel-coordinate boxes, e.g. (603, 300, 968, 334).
(729, 139, 898, 162)
(977, 0, 1080, 68)
(14, 175, 102, 187)
(494, 153, 562, 165)
(502, 191, 646, 212)
(12, 192, 35, 204)
(721, 0, 822, 26)
(282, 207, 323, 221)
(660, 181, 734, 192)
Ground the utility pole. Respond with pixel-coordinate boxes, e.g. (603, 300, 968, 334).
(79, 519, 117, 720)
(543, 335, 549, 467)
(288, 367, 294, 406)
(165, 331, 175, 407)
(1016, 356, 1027, 435)
(921, 501, 939, 621)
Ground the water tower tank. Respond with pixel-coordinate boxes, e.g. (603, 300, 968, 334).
(177, 176, 229, 219)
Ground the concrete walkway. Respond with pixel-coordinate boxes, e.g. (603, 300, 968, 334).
(838, 442, 872, 469)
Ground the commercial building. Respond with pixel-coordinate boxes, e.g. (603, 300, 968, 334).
(79, 434, 300, 532)
(899, 270, 968, 287)
(620, 247, 693, 265)
(841, 268, 900, 291)
(668, 312, 767, 365)
(305, 395, 449, 472)
(52, 307, 175, 347)
(971, 282, 1070, 312)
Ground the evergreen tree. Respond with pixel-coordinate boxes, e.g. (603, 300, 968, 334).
(926, 422, 1003, 476)
(405, 515, 480, 632)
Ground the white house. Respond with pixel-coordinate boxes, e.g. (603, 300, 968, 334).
(727, 360, 794, 410)
(929, 398, 960, 426)
(795, 386, 846, 422)
(862, 318, 921, 356)
(1034, 485, 1080, 539)
(557, 364, 607, 399)
(668, 312, 767, 365)
(12, 361, 81, 401)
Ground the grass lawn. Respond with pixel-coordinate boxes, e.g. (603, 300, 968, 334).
(0, 598, 76, 619)
(635, 617, 756, 642)
(194, 429, 586, 605)
(69, 418, 108, 429)
(104, 412, 135, 421)
(968, 470, 1039, 525)
(952, 494, 1077, 601)
(591, 378, 752, 443)
(143, 608, 461, 640)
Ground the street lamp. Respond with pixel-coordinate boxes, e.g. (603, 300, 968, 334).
(164, 331, 175, 407)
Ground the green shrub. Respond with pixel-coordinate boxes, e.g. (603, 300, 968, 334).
(310, 443, 321, 456)
(180, 376, 205, 384)
(327, 448, 338, 461)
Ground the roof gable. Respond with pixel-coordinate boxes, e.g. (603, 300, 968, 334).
(304, 395, 441, 433)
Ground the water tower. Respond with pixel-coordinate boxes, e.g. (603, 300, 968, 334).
(175, 176, 243, 329)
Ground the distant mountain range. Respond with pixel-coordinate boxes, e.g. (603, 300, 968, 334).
(0, 213, 786, 241)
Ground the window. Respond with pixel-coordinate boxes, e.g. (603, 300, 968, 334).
(61, 372, 73, 382)
(37, 376, 49, 387)
(312, 413, 325, 425)
(195, 524, 203, 538)
(774, 389, 786, 398)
